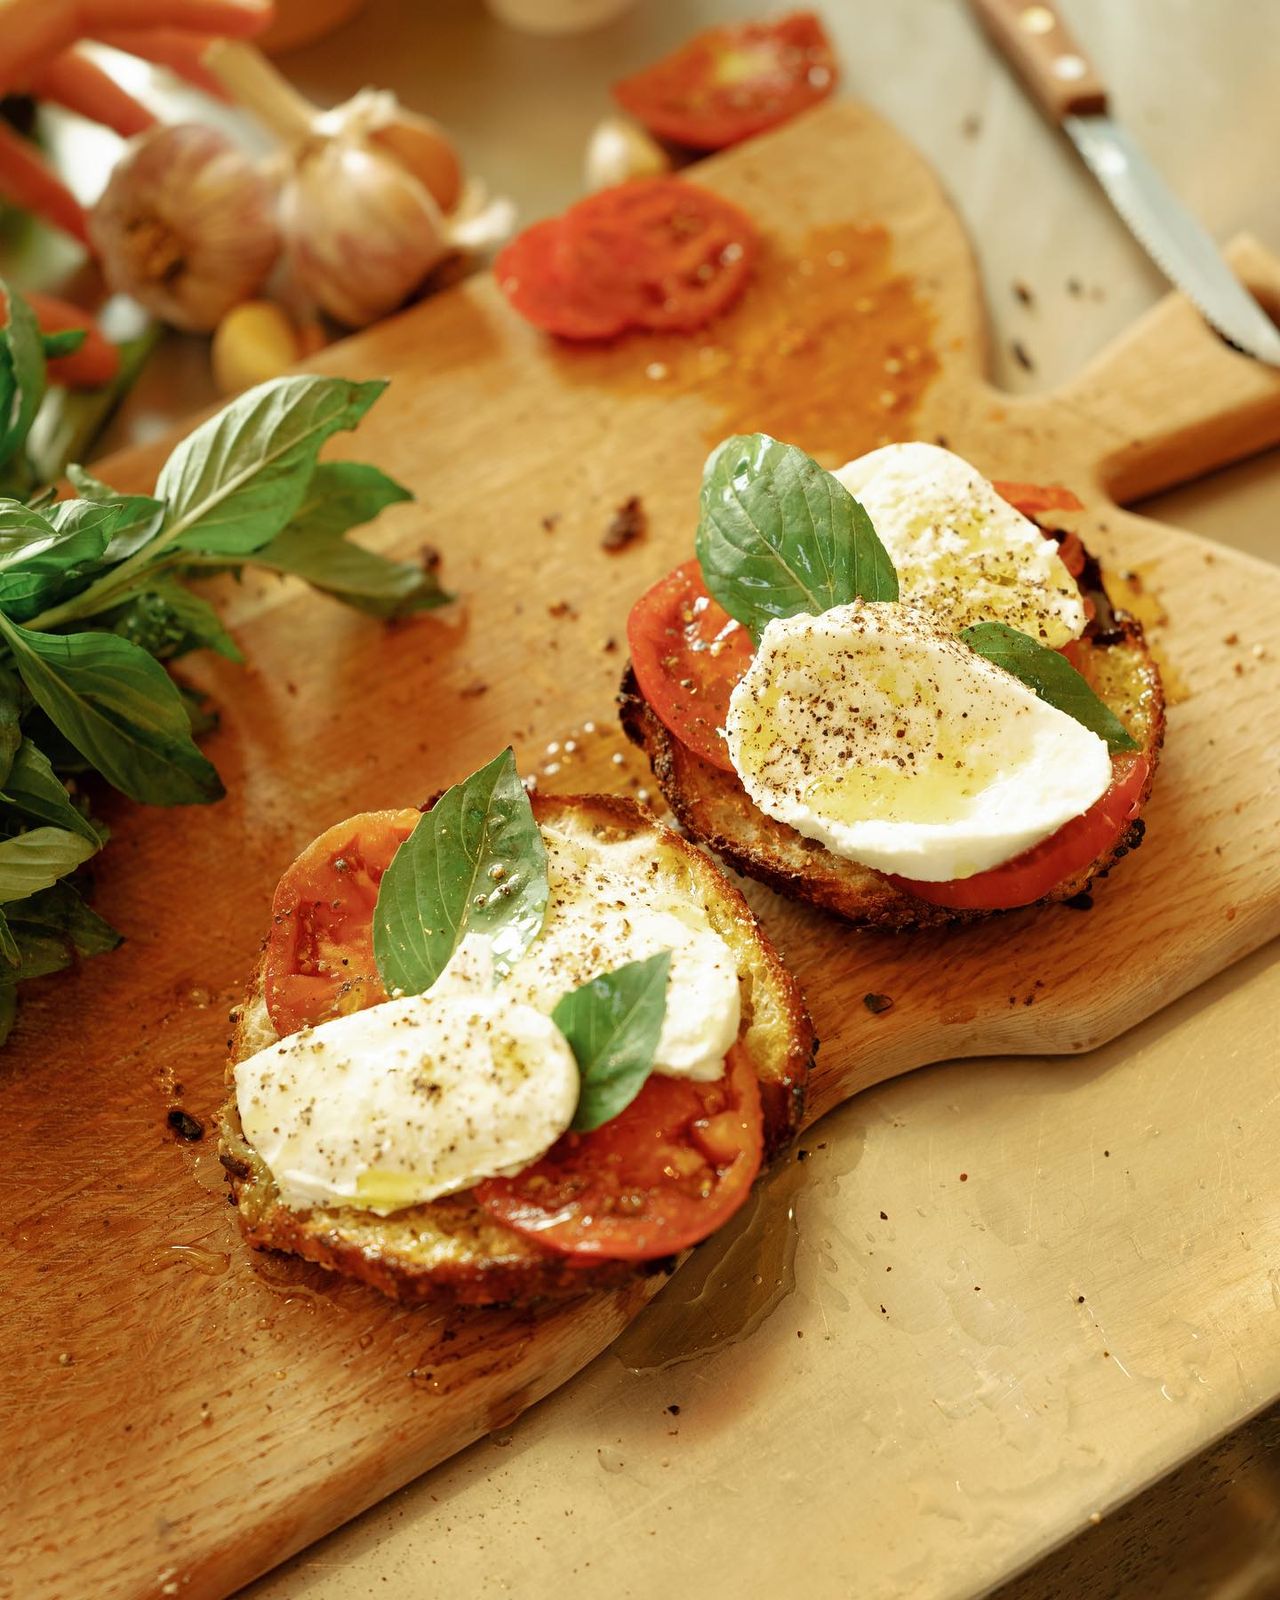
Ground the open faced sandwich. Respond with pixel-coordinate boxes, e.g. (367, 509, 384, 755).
(621, 438, 1164, 927)
(220, 749, 813, 1306)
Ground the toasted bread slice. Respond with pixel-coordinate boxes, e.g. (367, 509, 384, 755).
(220, 792, 815, 1307)
(620, 559, 1166, 931)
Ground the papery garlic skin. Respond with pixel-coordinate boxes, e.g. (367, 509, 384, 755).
(328, 88, 463, 214)
(281, 136, 449, 328)
(584, 116, 671, 191)
(90, 124, 280, 334)
(447, 181, 517, 254)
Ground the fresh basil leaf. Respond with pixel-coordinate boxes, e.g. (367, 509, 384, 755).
(103, 575, 242, 663)
(0, 284, 46, 470)
(0, 613, 224, 805)
(555, 950, 672, 1132)
(76, 494, 166, 568)
(66, 464, 113, 501)
(255, 532, 449, 618)
(961, 621, 1140, 752)
(176, 682, 220, 739)
(8, 881, 119, 955)
(159, 376, 386, 557)
(0, 881, 120, 980)
(696, 433, 898, 640)
(0, 500, 132, 620)
(1, 739, 103, 842)
(6, 917, 72, 978)
(8, 928, 70, 979)
(41, 329, 86, 361)
(42, 498, 128, 545)
(373, 747, 548, 996)
(0, 670, 20, 788)
(278, 461, 413, 541)
(252, 461, 446, 618)
(0, 503, 59, 562)
(0, 826, 97, 904)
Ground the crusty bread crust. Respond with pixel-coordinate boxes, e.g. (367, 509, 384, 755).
(620, 560, 1166, 931)
(220, 793, 815, 1307)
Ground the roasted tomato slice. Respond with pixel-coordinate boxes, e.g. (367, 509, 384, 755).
(565, 178, 759, 333)
(612, 12, 838, 151)
(889, 753, 1149, 912)
(993, 480, 1085, 519)
(263, 808, 420, 1037)
(475, 1042, 763, 1261)
(628, 558, 754, 771)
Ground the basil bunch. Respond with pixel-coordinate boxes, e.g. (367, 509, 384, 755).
(0, 285, 449, 1043)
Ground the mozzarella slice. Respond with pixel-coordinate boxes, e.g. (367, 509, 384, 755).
(834, 442, 1087, 648)
(430, 827, 741, 1083)
(725, 601, 1112, 882)
(234, 992, 578, 1215)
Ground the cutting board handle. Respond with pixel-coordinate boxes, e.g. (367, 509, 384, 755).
(1048, 234, 1280, 503)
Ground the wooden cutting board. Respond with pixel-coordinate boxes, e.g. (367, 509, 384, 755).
(7, 102, 1280, 1600)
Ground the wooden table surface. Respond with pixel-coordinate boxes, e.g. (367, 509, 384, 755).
(16, 2, 1280, 1598)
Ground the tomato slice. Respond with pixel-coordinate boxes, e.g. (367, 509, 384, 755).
(497, 180, 760, 341)
(993, 481, 1085, 519)
(475, 1042, 763, 1261)
(262, 806, 765, 1265)
(627, 559, 754, 771)
(263, 808, 420, 1037)
(888, 753, 1149, 912)
(565, 178, 758, 333)
(612, 12, 839, 151)
(494, 218, 632, 341)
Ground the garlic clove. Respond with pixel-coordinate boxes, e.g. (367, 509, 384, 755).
(318, 88, 464, 214)
(369, 118, 463, 215)
(282, 137, 450, 328)
(583, 116, 671, 192)
(445, 181, 517, 255)
(89, 124, 281, 334)
(211, 300, 302, 395)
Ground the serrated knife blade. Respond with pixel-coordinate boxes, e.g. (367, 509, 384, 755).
(1064, 114, 1280, 366)
(969, 0, 1280, 366)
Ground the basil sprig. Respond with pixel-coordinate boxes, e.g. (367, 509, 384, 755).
(373, 749, 549, 997)
(962, 622, 1139, 752)
(0, 280, 455, 1045)
(696, 433, 897, 641)
(252, 461, 443, 619)
(554, 950, 671, 1132)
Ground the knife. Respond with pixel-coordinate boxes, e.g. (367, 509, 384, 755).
(968, 0, 1280, 366)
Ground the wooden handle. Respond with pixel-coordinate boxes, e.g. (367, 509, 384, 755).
(968, 0, 1108, 121)
(1047, 234, 1280, 502)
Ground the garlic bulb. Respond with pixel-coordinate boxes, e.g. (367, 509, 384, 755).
(205, 42, 499, 330)
(282, 137, 450, 327)
(89, 124, 280, 333)
(584, 116, 671, 192)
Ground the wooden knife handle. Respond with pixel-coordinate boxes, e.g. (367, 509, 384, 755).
(968, 0, 1109, 121)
